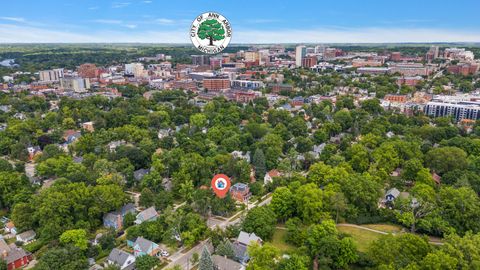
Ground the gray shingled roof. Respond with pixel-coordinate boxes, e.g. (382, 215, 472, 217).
(137, 207, 158, 221)
(0, 239, 30, 264)
(212, 255, 243, 270)
(0, 239, 10, 253)
(386, 188, 401, 198)
(237, 231, 262, 246)
(108, 248, 133, 266)
(17, 230, 36, 241)
(134, 237, 156, 253)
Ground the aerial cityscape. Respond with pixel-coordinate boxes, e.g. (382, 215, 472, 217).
(1, 1, 480, 270)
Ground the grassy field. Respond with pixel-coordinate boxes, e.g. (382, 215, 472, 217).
(337, 226, 383, 252)
(362, 224, 403, 233)
(270, 228, 294, 253)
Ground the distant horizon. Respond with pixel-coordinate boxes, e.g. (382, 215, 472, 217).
(1, 42, 480, 46)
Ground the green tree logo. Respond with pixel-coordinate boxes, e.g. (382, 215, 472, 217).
(197, 19, 225, 46)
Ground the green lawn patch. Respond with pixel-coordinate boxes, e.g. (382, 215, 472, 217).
(362, 224, 403, 233)
(270, 228, 294, 253)
(337, 226, 383, 253)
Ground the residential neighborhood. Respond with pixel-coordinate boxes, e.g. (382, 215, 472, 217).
(1, 1, 480, 270)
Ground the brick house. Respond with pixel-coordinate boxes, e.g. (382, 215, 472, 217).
(0, 239, 32, 270)
(230, 183, 252, 203)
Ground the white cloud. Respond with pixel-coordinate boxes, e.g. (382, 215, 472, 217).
(0, 17, 26, 23)
(143, 0, 153, 3)
(88, 6, 99, 10)
(112, 2, 131, 8)
(92, 19, 123, 25)
(1, 24, 480, 43)
(155, 18, 175, 25)
(245, 19, 279, 24)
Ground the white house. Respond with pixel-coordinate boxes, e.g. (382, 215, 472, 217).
(106, 248, 136, 270)
(264, 169, 281, 184)
(16, 230, 36, 243)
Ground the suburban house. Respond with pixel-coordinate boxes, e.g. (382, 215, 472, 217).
(212, 254, 245, 270)
(432, 172, 441, 185)
(237, 231, 263, 246)
(127, 237, 161, 257)
(230, 183, 252, 203)
(0, 239, 32, 270)
(309, 143, 326, 159)
(4, 222, 17, 235)
(133, 168, 150, 182)
(82, 121, 95, 132)
(263, 169, 281, 184)
(157, 128, 172, 139)
(231, 151, 251, 163)
(385, 188, 401, 202)
(134, 207, 158, 225)
(233, 231, 263, 265)
(63, 130, 82, 144)
(15, 230, 36, 244)
(92, 233, 103, 246)
(103, 203, 136, 230)
(106, 248, 136, 270)
(107, 140, 126, 153)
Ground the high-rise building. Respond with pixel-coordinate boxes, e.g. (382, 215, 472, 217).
(323, 48, 342, 60)
(244, 51, 259, 62)
(430, 46, 439, 58)
(210, 58, 223, 69)
(391, 52, 402, 61)
(295, 45, 306, 67)
(191, 55, 210, 66)
(447, 63, 479, 75)
(203, 76, 230, 91)
(60, 77, 90, 92)
(426, 46, 440, 62)
(78, 63, 98, 78)
(258, 50, 270, 65)
(39, 69, 64, 82)
(305, 47, 315, 54)
(444, 48, 475, 61)
(124, 63, 145, 77)
(424, 101, 480, 121)
(301, 56, 318, 68)
(314, 45, 326, 54)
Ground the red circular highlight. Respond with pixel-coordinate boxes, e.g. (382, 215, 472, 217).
(211, 174, 231, 198)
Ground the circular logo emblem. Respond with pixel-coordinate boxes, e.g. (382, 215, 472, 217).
(215, 178, 227, 190)
(190, 12, 232, 54)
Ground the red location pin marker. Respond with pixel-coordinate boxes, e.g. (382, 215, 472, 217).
(211, 174, 231, 198)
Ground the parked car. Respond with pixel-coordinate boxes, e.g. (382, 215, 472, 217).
(161, 250, 169, 257)
(0, 217, 9, 224)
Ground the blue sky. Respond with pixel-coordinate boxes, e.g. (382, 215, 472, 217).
(1, 0, 480, 43)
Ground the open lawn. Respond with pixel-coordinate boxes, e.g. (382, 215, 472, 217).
(362, 224, 403, 233)
(270, 228, 294, 253)
(337, 226, 383, 253)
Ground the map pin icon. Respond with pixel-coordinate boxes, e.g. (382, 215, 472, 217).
(211, 174, 231, 198)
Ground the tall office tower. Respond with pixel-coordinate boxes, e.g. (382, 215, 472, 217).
(295, 45, 306, 67)
(191, 55, 210, 66)
(39, 69, 64, 82)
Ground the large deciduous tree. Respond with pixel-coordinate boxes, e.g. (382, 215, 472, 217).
(242, 206, 277, 240)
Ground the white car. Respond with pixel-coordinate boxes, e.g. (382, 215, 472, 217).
(161, 250, 169, 257)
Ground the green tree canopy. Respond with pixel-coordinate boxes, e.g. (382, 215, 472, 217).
(197, 19, 225, 46)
